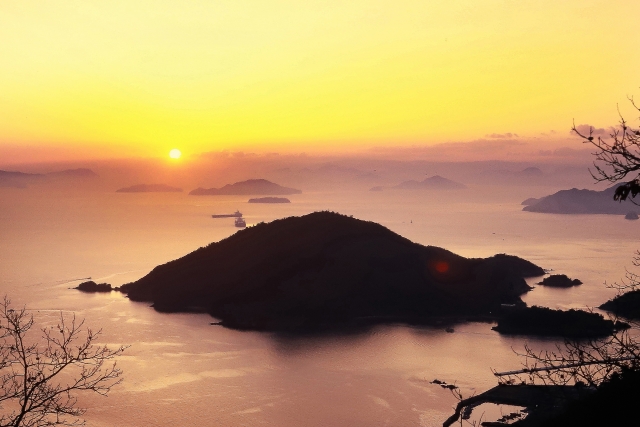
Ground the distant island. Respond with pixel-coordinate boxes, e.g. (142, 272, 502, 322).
(0, 170, 40, 188)
(190, 179, 302, 196)
(538, 274, 582, 288)
(0, 168, 97, 188)
(116, 184, 183, 193)
(393, 175, 467, 190)
(115, 212, 543, 331)
(248, 197, 290, 203)
(522, 185, 631, 214)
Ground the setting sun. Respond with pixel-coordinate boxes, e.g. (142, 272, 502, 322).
(169, 149, 181, 159)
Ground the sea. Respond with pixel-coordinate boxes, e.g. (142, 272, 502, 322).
(1, 183, 638, 426)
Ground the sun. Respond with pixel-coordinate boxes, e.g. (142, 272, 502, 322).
(169, 149, 182, 159)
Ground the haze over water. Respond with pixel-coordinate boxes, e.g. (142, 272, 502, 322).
(2, 179, 638, 426)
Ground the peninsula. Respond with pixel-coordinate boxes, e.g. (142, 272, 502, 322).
(118, 212, 543, 331)
(600, 290, 640, 320)
(492, 306, 626, 338)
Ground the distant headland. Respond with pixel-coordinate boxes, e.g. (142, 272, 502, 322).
(522, 185, 631, 214)
(116, 184, 183, 193)
(600, 290, 640, 320)
(190, 179, 302, 196)
(113, 212, 543, 332)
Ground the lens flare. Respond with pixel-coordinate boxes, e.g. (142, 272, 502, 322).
(434, 261, 449, 273)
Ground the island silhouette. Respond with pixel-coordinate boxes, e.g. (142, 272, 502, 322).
(523, 185, 631, 214)
(189, 179, 301, 196)
(117, 212, 544, 331)
(0, 168, 98, 188)
(537, 274, 582, 288)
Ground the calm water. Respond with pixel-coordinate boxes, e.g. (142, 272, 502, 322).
(1, 184, 638, 426)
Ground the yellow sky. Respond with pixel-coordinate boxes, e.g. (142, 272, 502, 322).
(1, 0, 638, 159)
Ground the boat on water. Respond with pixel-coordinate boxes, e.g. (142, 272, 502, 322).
(234, 217, 246, 228)
(211, 210, 242, 218)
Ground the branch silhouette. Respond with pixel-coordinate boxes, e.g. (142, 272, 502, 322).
(0, 297, 127, 427)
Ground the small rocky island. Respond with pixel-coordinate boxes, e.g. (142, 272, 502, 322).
(116, 212, 544, 331)
(116, 184, 183, 193)
(190, 179, 301, 196)
(248, 197, 291, 203)
(538, 274, 582, 288)
(75, 281, 113, 292)
(625, 211, 639, 220)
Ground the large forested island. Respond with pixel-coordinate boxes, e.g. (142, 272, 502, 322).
(119, 212, 544, 331)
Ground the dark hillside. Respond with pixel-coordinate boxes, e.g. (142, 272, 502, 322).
(120, 212, 543, 331)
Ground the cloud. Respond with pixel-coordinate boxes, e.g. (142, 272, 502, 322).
(572, 124, 608, 137)
(485, 132, 518, 138)
(538, 147, 591, 158)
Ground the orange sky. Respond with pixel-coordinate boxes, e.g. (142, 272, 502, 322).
(1, 0, 639, 162)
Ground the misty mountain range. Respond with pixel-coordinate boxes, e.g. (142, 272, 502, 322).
(0, 168, 97, 188)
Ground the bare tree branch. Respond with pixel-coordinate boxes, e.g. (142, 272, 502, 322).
(494, 326, 640, 388)
(572, 96, 640, 203)
(0, 297, 127, 427)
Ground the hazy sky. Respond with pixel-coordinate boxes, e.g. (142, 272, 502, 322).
(1, 0, 638, 161)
